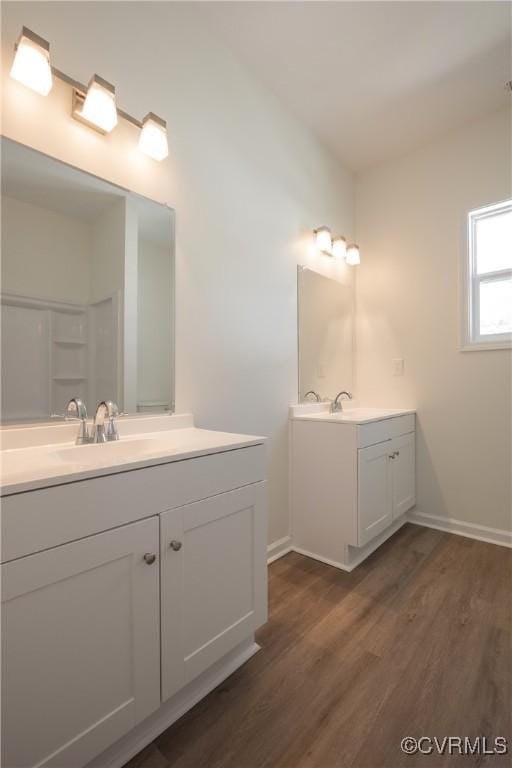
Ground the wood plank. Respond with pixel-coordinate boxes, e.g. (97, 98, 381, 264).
(123, 524, 511, 768)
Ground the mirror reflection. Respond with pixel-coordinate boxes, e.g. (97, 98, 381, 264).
(1, 138, 174, 423)
(297, 266, 353, 402)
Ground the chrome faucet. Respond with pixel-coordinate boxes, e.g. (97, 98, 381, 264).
(93, 400, 119, 443)
(331, 390, 353, 413)
(65, 398, 92, 444)
(303, 390, 321, 402)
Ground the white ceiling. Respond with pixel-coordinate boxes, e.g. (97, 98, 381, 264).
(204, 1, 511, 171)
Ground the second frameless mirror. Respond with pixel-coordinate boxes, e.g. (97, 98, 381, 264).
(297, 266, 353, 402)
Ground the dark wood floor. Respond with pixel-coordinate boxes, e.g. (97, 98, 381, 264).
(126, 524, 511, 768)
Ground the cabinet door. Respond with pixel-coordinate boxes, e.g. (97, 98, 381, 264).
(391, 432, 416, 518)
(161, 482, 267, 701)
(1, 518, 160, 768)
(358, 441, 394, 546)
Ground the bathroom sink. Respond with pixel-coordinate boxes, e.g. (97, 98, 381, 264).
(0, 420, 266, 495)
(289, 403, 415, 424)
(313, 408, 404, 422)
(55, 438, 158, 463)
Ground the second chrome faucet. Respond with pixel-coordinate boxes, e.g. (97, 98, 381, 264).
(65, 398, 120, 444)
(330, 390, 353, 413)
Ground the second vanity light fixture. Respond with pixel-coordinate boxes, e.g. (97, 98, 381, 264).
(313, 227, 360, 266)
(9, 26, 169, 161)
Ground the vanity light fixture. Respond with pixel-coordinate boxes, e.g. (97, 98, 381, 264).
(9, 26, 170, 160)
(139, 112, 169, 161)
(346, 243, 361, 266)
(331, 236, 347, 260)
(314, 226, 333, 255)
(73, 75, 118, 133)
(10, 26, 53, 96)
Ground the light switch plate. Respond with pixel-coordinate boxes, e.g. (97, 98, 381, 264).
(393, 358, 404, 376)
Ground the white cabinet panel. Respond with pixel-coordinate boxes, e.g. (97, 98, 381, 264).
(161, 483, 267, 701)
(1, 518, 160, 768)
(357, 441, 394, 546)
(392, 432, 416, 518)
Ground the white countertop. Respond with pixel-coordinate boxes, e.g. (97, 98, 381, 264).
(0, 417, 265, 495)
(289, 402, 415, 425)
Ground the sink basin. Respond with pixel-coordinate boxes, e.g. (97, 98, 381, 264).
(314, 408, 403, 422)
(55, 438, 157, 463)
(290, 403, 415, 424)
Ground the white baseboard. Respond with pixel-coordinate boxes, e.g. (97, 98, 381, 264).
(269, 511, 511, 574)
(267, 535, 292, 564)
(409, 510, 512, 548)
(86, 638, 260, 768)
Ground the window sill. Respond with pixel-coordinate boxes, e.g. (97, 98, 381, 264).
(461, 340, 512, 352)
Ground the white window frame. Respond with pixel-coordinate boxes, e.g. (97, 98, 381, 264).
(461, 199, 512, 352)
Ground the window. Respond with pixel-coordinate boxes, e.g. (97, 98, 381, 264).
(464, 200, 512, 350)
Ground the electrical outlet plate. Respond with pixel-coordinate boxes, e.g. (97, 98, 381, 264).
(393, 358, 404, 376)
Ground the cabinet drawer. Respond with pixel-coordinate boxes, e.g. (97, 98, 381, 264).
(1, 444, 265, 563)
(357, 414, 415, 449)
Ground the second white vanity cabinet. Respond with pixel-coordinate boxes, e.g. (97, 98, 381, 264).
(290, 408, 416, 571)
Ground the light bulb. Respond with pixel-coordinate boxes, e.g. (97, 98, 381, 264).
(139, 113, 169, 161)
(346, 243, 361, 266)
(332, 236, 347, 260)
(10, 27, 52, 96)
(79, 75, 118, 133)
(314, 227, 332, 254)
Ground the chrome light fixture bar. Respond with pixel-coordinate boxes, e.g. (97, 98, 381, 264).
(313, 226, 360, 265)
(9, 26, 169, 161)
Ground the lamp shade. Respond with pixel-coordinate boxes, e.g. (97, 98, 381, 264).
(10, 27, 52, 96)
(346, 243, 361, 266)
(139, 113, 169, 161)
(80, 75, 118, 133)
(314, 227, 332, 254)
(332, 236, 347, 260)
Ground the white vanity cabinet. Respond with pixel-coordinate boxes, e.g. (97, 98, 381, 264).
(160, 483, 267, 701)
(291, 410, 415, 570)
(1, 439, 267, 768)
(1, 518, 161, 768)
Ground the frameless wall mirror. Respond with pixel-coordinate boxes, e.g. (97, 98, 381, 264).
(1, 137, 175, 423)
(297, 266, 353, 402)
